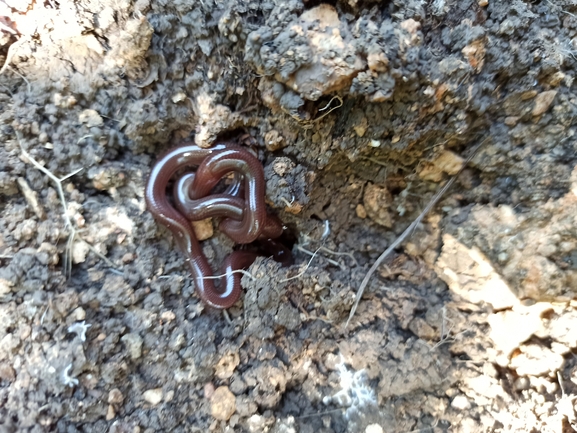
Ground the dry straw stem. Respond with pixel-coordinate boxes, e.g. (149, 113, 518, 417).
(281, 244, 324, 283)
(158, 268, 256, 281)
(283, 95, 343, 128)
(428, 306, 470, 350)
(346, 136, 489, 328)
(200, 269, 255, 281)
(430, 306, 455, 350)
(319, 246, 358, 266)
(15, 131, 119, 276)
(556, 370, 577, 427)
(297, 245, 341, 268)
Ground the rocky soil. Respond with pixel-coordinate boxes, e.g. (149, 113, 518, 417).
(1, 0, 577, 432)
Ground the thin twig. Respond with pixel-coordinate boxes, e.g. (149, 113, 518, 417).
(16, 131, 76, 229)
(15, 131, 120, 276)
(18, 134, 79, 277)
(346, 137, 489, 328)
(430, 306, 456, 350)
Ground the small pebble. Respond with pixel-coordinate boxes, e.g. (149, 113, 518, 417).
(204, 382, 215, 399)
(106, 404, 116, 421)
(171, 92, 187, 103)
(532, 90, 557, 116)
(191, 218, 213, 241)
(0, 363, 16, 381)
(70, 307, 86, 321)
(143, 388, 163, 406)
(513, 377, 530, 391)
(108, 388, 124, 405)
(122, 253, 135, 263)
(451, 395, 471, 410)
(161, 311, 176, 322)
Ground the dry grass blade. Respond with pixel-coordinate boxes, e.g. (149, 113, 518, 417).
(200, 269, 256, 281)
(319, 246, 358, 266)
(281, 245, 323, 282)
(64, 229, 76, 279)
(296, 245, 341, 268)
(345, 137, 489, 328)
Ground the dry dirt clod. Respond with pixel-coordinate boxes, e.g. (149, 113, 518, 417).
(246, 4, 364, 101)
(363, 183, 393, 228)
(121, 333, 143, 360)
(210, 386, 236, 421)
(215, 352, 240, 380)
(264, 129, 286, 151)
(78, 109, 104, 127)
(433, 150, 465, 175)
